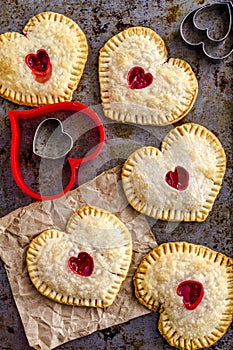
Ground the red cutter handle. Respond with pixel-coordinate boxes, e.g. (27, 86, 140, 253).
(8, 102, 105, 201)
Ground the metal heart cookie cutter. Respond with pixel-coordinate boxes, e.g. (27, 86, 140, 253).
(180, 1, 233, 60)
(9, 102, 105, 201)
(33, 118, 74, 160)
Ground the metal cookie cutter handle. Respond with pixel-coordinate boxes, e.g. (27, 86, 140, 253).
(9, 102, 105, 201)
(180, 1, 233, 60)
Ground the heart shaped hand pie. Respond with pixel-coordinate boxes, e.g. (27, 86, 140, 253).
(0, 12, 88, 106)
(122, 123, 226, 222)
(26, 206, 132, 307)
(134, 242, 233, 350)
(99, 27, 198, 125)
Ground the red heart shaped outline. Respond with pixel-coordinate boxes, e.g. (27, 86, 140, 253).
(177, 280, 204, 310)
(8, 102, 105, 200)
(127, 66, 153, 89)
(68, 252, 94, 277)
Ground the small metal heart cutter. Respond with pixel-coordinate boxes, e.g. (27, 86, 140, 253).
(9, 102, 105, 200)
(33, 118, 74, 160)
(180, 1, 233, 60)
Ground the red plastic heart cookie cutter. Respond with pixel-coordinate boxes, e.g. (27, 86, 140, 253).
(8, 102, 105, 201)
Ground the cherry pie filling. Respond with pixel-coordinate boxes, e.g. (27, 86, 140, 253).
(127, 66, 153, 89)
(68, 252, 94, 277)
(177, 280, 204, 310)
(165, 166, 189, 191)
(25, 49, 52, 83)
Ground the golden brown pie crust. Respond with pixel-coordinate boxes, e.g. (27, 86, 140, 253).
(27, 206, 132, 307)
(99, 26, 198, 125)
(121, 123, 226, 221)
(0, 12, 88, 106)
(134, 242, 233, 349)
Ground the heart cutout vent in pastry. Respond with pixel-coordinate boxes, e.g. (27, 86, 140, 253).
(26, 49, 51, 74)
(121, 123, 226, 222)
(176, 280, 204, 310)
(25, 49, 52, 83)
(68, 252, 94, 276)
(99, 27, 198, 126)
(0, 12, 88, 106)
(26, 206, 132, 307)
(127, 66, 153, 89)
(165, 166, 189, 191)
(134, 242, 233, 350)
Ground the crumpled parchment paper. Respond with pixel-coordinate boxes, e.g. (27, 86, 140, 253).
(0, 166, 157, 350)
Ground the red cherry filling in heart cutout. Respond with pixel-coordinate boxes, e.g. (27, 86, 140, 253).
(177, 280, 204, 310)
(25, 49, 52, 83)
(165, 166, 189, 191)
(127, 66, 153, 89)
(68, 252, 94, 277)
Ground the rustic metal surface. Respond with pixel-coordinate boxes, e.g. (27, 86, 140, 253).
(0, 0, 232, 349)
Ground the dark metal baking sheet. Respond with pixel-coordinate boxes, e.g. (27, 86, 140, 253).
(0, 0, 232, 349)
